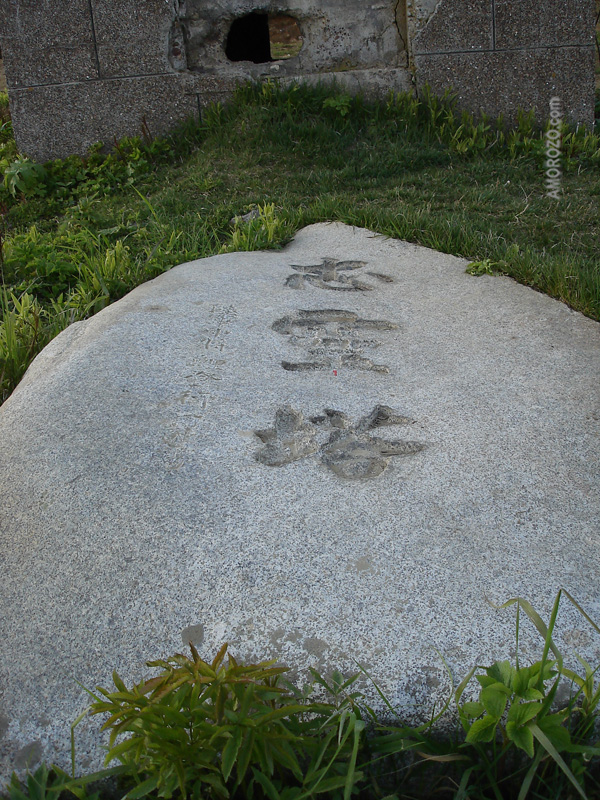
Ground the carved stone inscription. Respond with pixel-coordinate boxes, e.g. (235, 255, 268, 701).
(254, 405, 424, 480)
(285, 258, 393, 291)
(272, 309, 397, 373)
(191, 304, 237, 383)
(162, 304, 236, 472)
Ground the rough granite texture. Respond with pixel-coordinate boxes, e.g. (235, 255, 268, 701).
(0, 224, 599, 782)
(7, 76, 201, 164)
(414, 46, 596, 126)
(0, 0, 596, 159)
(90, 0, 175, 78)
(494, 0, 596, 49)
(412, 0, 494, 53)
(0, 0, 98, 88)
(412, 0, 596, 126)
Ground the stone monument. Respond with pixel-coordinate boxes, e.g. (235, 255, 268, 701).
(0, 223, 599, 781)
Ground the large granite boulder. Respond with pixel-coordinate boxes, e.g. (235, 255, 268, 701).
(1, 223, 599, 779)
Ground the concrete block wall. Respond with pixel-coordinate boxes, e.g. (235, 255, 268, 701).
(411, 0, 596, 127)
(0, 0, 595, 162)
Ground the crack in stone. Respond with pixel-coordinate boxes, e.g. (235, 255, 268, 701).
(393, 0, 406, 50)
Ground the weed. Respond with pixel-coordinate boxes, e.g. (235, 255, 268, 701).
(76, 643, 364, 800)
(322, 95, 353, 119)
(368, 590, 600, 800)
(3, 592, 600, 799)
(0, 289, 42, 392)
(0, 83, 599, 404)
(465, 258, 503, 276)
(222, 203, 291, 253)
(3, 158, 47, 199)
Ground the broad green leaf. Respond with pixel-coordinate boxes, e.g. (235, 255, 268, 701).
(506, 721, 534, 757)
(125, 777, 159, 799)
(507, 701, 542, 726)
(461, 701, 485, 719)
(481, 687, 507, 718)
(488, 681, 512, 696)
(222, 727, 243, 781)
(512, 667, 532, 696)
(537, 714, 571, 751)
(465, 716, 498, 744)
(487, 661, 515, 688)
(520, 687, 544, 701)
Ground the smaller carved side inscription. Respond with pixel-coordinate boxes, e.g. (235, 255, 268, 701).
(254, 405, 424, 480)
(285, 258, 393, 291)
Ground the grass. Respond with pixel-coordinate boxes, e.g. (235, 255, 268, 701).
(2, 590, 600, 800)
(0, 83, 599, 792)
(0, 81, 598, 406)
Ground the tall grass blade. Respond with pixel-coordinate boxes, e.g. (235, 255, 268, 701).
(530, 723, 587, 800)
(517, 747, 544, 800)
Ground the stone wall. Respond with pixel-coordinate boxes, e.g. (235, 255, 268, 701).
(0, 0, 595, 162)
(412, 0, 596, 127)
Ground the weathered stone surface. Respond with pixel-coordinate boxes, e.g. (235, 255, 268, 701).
(1, 224, 599, 782)
(9, 76, 200, 163)
(0, 0, 98, 87)
(412, 0, 494, 54)
(183, 0, 406, 74)
(415, 47, 596, 126)
(0, 0, 596, 159)
(494, 0, 596, 49)
(0, 41, 98, 88)
(90, 0, 175, 77)
(277, 67, 413, 98)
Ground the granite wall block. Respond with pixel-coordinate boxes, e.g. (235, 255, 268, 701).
(0, 0, 596, 161)
(494, 0, 596, 50)
(413, 0, 494, 54)
(0, 0, 98, 87)
(414, 46, 596, 127)
(8, 75, 199, 162)
(90, 0, 176, 78)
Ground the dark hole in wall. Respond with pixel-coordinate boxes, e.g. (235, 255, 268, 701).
(225, 12, 303, 63)
(225, 12, 272, 63)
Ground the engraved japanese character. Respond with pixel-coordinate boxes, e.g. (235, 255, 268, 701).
(285, 258, 393, 291)
(254, 405, 424, 480)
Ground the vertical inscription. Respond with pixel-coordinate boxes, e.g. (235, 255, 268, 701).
(250, 256, 427, 481)
(163, 304, 237, 471)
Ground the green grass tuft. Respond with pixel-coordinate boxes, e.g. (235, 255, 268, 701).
(0, 83, 598, 404)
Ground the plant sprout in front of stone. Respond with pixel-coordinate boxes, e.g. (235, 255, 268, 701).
(7, 589, 599, 800)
